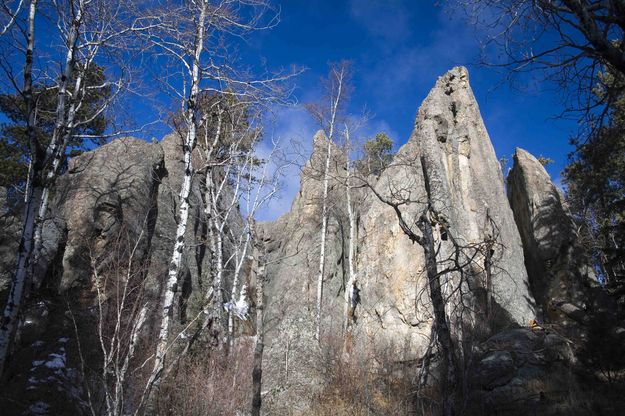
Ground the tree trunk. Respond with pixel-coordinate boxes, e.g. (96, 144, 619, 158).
(31, 67, 85, 288)
(343, 132, 357, 336)
(0, 0, 39, 378)
(315, 136, 331, 341)
(139, 2, 207, 411)
(419, 156, 456, 416)
(250, 225, 266, 416)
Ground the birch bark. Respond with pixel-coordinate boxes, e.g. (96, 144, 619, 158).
(343, 126, 357, 335)
(139, 1, 208, 409)
(315, 65, 345, 342)
(0, 0, 39, 377)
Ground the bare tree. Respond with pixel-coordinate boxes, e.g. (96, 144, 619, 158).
(458, 0, 625, 118)
(88, 227, 150, 416)
(133, 1, 295, 409)
(0, 0, 146, 377)
(0, 0, 24, 36)
(355, 149, 502, 416)
(306, 60, 351, 342)
(342, 124, 358, 336)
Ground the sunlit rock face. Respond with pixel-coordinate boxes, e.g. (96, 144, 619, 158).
(355, 67, 535, 348)
(261, 67, 537, 414)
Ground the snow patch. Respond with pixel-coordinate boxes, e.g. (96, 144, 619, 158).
(27, 401, 49, 415)
(224, 285, 250, 320)
(44, 353, 66, 369)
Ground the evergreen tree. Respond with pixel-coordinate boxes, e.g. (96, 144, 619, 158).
(0, 64, 110, 208)
(564, 69, 625, 285)
(357, 132, 393, 176)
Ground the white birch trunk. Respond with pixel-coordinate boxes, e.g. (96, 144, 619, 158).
(343, 128, 357, 334)
(31, 68, 85, 287)
(138, 2, 207, 410)
(315, 66, 344, 342)
(0, 0, 38, 377)
(315, 139, 331, 342)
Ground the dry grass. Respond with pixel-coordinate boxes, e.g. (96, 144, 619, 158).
(156, 337, 255, 416)
(308, 334, 438, 416)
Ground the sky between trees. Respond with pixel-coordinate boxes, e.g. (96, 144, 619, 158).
(0, 0, 579, 221)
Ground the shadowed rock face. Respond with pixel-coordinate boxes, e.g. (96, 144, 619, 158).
(507, 148, 594, 323)
(261, 67, 538, 414)
(0, 135, 217, 416)
(55, 137, 165, 292)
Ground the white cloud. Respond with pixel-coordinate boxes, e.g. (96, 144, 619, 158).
(254, 105, 318, 221)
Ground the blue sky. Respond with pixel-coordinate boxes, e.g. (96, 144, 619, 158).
(245, 0, 579, 219)
(0, 0, 575, 220)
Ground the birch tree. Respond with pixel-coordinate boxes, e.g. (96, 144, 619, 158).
(306, 61, 351, 342)
(0, 0, 24, 36)
(174, 94, 284, 352)
(0, 0, 38, 377)
(342, 123, 358, 336)
(0, 0, 141, 377)
(134, 1, 293, 409)
(89, 227, 150, 416)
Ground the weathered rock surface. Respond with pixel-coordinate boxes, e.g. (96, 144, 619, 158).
(261, 67, 537, 414)
(0, 135, 215, 416)
(507, 148, 597, 325)
(408, 67, 535, 327)
(260, 131, 349, 413)
(53, 137, 164, 291)
(4, 67, 624, 415)
(469, 328, 585, 416)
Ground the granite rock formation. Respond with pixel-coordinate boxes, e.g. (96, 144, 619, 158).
(260, 67, 537, 414)
(507, 148, 602, 326)
(1, 67, 623, 415)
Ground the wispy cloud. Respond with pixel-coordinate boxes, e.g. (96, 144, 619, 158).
(360, 4, 477, 111)
(255, 105, 318, 221)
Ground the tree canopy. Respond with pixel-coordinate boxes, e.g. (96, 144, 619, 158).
(357, 132, 394, 176)
(0, 64, 111, 206)
(564, 68, 625, 285)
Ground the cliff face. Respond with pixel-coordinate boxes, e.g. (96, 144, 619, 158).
(1, 67, 622, 415)
(260, 67, 537, 414)
(0, 135, 217, 415)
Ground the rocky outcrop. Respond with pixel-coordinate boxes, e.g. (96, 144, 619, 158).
(469, 328, 583, 416)
(261, 67, 537, 414)
(53, 137, 164, 291)
(507, 148, 596, 325)
(354, 67, 535, 351)
(260, 131, 349, 413)
(6, 67, 624, 415)
(0, 135, 216, 416)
